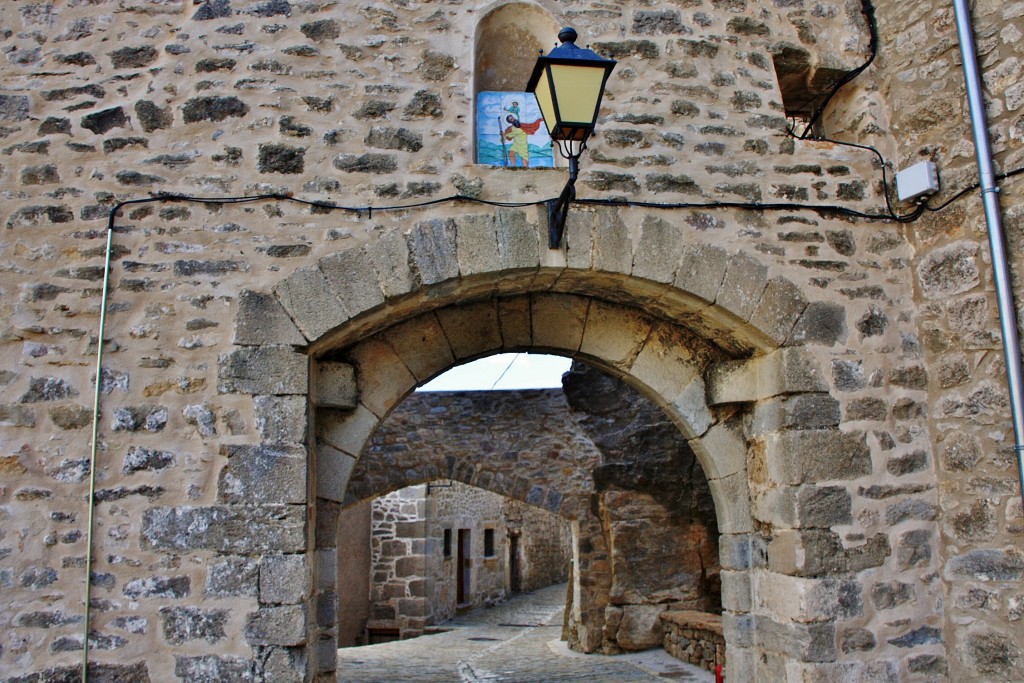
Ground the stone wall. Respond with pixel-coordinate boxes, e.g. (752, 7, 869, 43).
(660, 610, 726, 674)
(503, 498, 573, 593)
(348, 389, 601, 518)
(0, 0, 1020, 680)
(365, 485, 431, 639)
(561, 362, 722, 653)
(354, 480, 571, 639)
(835, 1, 1024, 678)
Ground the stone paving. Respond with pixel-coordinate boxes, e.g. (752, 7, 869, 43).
(337, 583, 714, 682)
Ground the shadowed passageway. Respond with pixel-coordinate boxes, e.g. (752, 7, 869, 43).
(337, 583, 714, 682)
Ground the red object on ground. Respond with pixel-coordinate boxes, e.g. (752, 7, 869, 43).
(715, 664, 724, 683)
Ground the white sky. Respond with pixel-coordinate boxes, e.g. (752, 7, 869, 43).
(416, 353, 572, 391)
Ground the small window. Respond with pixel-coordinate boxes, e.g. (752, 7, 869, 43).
(443, 528, 452, 558)
(483, 528, 496, 558)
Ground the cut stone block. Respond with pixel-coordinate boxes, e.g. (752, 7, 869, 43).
(313, 361, 357, 409)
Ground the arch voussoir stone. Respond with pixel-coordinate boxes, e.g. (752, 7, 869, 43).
(435, 299, 503, 361)
(274, 264, 347, 341)
(317, 403, 377, 459)
(233, 290, 306, 346)
(409, 217, 459, 285)
(496, 297, 533, 349)
(578, 299, 653, 371)
(530, 293, 590, 353)
(319, 246, 386, 318)
(633, 214, 689, 285)
(346, 336, 417, 419)
(627, 322, 715, 415)
(379, 313, 456, 383)
(366, 227, 417, 299)
(747, 275, 809, 347)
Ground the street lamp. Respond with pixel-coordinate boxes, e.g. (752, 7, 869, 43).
(526, 27, 617, 249)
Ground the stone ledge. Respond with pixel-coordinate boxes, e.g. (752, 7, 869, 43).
(660, 610, 725, 673)
(660, 609, 723, 633)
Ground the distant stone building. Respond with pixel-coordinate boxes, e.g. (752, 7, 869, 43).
(337, 480, 572, 646)
(1, 0, 1023, 681)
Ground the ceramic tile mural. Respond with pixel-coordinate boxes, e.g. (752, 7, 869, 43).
(476, 91, 554, 168)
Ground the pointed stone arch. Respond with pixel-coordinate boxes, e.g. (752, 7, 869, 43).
(225, 205, 864, 680)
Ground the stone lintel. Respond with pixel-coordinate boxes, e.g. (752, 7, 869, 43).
(313, 361, 356, 409)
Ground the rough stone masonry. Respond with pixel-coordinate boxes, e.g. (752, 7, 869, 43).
(1, 0, 1023, 681)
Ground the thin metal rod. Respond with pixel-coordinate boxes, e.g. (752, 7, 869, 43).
(953, 0, 1024, 508)
(82, 217, 116, 681)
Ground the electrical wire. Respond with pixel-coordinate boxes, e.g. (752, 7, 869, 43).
(490, 354, 521, 390)
(782, 0, 1024, 223)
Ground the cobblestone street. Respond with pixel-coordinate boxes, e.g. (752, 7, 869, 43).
(337, 583, 714, 682)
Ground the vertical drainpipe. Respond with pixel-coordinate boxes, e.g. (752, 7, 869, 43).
(952, 0, 1024, 508)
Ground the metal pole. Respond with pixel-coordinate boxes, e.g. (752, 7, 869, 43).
(953, 0, 1024, 507)
(82, 213, 117, 682)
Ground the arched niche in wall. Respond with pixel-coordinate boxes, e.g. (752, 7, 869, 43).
(473, 2, 561, 168)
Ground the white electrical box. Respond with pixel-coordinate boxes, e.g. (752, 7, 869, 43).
(895, 160, 939, 202)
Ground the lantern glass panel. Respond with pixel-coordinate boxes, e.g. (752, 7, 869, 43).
(549, 63, 607, 127)
(532, 70, 557, 137)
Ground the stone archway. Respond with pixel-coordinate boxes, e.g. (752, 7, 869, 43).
(224, 206, 870, 680)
